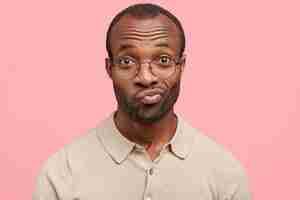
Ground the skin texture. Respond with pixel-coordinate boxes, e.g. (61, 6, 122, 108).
(105, 14, 186, 160)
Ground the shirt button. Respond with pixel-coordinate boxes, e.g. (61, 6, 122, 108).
(149, 168, 154, 175)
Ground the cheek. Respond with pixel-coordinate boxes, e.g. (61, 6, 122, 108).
(163, 71, 182, 90)
(112, 78, 135, 98)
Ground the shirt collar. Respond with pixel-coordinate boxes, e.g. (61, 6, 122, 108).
(170, 114, 196, 160)
(96, 112, 195, 164)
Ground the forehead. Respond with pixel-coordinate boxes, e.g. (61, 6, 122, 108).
(110, 14, 181, 55)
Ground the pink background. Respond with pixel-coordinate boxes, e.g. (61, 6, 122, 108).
(1, 0, 299, 199)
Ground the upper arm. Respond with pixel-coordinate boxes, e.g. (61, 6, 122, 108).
(32, 169, 59, 200)
(33, 149, 72, 200)
(225, 172, 252, 200)
(220, 164, 252, 200)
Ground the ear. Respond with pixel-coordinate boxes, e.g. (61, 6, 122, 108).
(179, 54, 186, 73)
(105, 58, 113, 79)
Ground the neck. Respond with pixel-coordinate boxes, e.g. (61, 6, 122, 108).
(114, 109, 177, 153)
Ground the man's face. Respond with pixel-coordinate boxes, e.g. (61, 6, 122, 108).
(107, 14, 185, 123)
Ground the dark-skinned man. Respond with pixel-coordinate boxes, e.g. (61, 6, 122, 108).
(33, 3, 251, 200)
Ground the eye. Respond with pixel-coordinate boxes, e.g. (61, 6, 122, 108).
(118, 57, 135, 66)
(158, 55, 172, 65)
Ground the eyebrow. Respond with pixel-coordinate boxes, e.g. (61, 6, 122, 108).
(118, 44, 135, 52)
(155, 42, 170, 48)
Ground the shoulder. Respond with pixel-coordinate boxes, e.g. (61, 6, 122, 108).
(33, 118, 114, 198)
(180, 117, 249, 181)
(38, 127, 100, 176)
(40, 113, 118, 172)
(180, 117, 243, 167)
(180, 118, 251, 198)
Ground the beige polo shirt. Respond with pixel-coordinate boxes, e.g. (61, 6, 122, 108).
(33, 113, 251, 200)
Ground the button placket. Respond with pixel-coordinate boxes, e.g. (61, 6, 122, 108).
(143, 167, 155, 200)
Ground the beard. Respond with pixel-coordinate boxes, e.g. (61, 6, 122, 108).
(113, 81, 181, 124)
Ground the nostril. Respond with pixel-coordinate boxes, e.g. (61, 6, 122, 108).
(135, 80, 158, 88)
(135, 70, 159, 87)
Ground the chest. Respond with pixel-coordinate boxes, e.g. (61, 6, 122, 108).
(70, 156, 216, 200)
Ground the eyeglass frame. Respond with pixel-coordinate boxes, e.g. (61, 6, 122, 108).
(109, 55, 185, 79)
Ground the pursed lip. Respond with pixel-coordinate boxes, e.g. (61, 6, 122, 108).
(135, 88, 164, 99)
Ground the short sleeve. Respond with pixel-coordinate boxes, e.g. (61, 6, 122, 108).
(228, 174, 252, 200)
(32, 169, 59, 200)
(32, 149, 72, 200)
(221, 165, 252, 200)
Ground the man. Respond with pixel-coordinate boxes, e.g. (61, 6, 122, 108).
(33, 3, 251, 200)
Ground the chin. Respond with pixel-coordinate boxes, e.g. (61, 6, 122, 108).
(134, 112, 165, 124)
(132, 103, 171, 124)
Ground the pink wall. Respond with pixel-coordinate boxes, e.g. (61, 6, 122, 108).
(1, 0, 299, 199)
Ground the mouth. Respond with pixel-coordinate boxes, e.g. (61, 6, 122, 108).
(135, 88, 164, 105)
(140, 94, 162, 104)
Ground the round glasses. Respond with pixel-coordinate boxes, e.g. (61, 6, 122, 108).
(111, 55, 182, 79)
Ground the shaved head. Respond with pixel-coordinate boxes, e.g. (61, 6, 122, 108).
(106, 3, 185, 59)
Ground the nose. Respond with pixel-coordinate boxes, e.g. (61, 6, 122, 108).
(134, 62, 159, 87)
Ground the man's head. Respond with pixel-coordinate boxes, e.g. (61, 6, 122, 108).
(105, 3, 186, 124)
(106, 3, 185, 59)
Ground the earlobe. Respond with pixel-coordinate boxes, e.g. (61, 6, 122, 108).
(105, 58, 113, 78)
